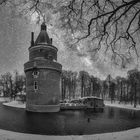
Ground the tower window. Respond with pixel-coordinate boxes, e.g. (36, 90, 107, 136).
(33, 71, 38, 76)
(32, 70, 39, 78)
(34, 81, 38, 90)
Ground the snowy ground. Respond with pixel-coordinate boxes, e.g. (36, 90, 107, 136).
(3, 99, 140, 111)
(1, 98, 140, 140)
(105, 100, 140, 110)
(0, 127, 140, 140)
(3, 100, 25, 109)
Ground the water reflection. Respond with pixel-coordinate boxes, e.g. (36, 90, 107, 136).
(107, 107, 115, 119)
(129, 111, 136, 119)
(0, 104, 140, 135)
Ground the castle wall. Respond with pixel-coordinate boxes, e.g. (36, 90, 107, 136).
(25, 68, 61, 112)
(29, 45, 57, 61)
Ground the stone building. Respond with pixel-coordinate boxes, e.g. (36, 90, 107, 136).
(24, 22, 62, 112)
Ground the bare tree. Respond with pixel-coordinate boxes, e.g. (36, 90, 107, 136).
(1, 0, 140, 66)
(59, 0, 140, 66)
(0, 72, 13, 97)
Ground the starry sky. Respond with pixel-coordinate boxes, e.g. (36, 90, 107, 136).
(0, 4, 139, 80)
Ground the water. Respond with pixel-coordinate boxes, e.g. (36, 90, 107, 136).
(0, 104, 140, 135)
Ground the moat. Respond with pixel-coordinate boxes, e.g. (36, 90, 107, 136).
(0, 103, 140, 135)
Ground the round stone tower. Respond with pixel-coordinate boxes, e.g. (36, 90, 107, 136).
(24, 22, 62, 112)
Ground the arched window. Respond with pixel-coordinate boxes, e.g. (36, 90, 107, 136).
(34, 81, 38, 90)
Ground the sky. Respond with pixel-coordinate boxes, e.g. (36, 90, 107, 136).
(0, 4, 139, 80)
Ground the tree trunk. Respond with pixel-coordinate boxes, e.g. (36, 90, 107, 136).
(126, 83, 129, 104)
(134, 82, 137, 108)
(119, 81, 123, 103)
(81, 76, 84, 97)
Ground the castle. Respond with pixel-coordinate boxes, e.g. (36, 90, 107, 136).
(24, 22, 62, 112)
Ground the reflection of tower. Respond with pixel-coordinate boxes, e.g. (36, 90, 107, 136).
(24, 22, 62, 112)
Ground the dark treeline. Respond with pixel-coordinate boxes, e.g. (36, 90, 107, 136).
(0, 70, 26, 101)
(61, 70, 101, 100)
(61, 69, 140, 108)
(0, 69, 140, 107)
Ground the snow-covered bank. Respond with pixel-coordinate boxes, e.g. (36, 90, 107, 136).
(3, 101, 25, 109)
(105, 100, 140, 110)
(3, 100, 140, 111)
(0, 127, 139, 140)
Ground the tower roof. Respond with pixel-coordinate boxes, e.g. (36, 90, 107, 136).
(34, 22, 51, 45)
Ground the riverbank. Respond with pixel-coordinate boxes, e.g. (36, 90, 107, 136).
(0, 126, 140, 140)
(3, 100, 140, 111)
(3, 100, 25, 109)
(105, 100, 140, 110)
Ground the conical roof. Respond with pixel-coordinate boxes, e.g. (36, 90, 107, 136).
(34, 22, 51, 45)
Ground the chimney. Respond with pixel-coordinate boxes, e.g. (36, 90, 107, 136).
(31, 32, 34, 46)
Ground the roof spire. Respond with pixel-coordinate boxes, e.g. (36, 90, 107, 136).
(41, 14, 46, 31)
(34, 19, 51, 45)
(41, 22, 46, 31)
(43, 14, 46, 23)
